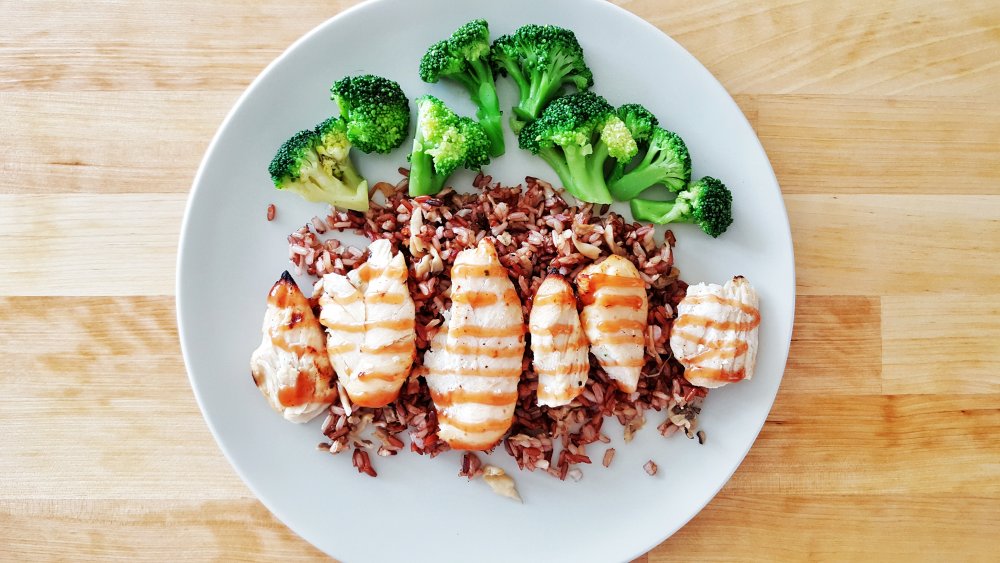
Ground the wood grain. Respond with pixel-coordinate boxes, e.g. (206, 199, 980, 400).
(0, 92, 235, 195)
(783, 296, 882, 395)
(1, 0, 998, 560)
(787, 194, 1000, 296)
(0, 500, 326, 561)
(757, 95, 1000, 195)
(651, 494, 999, 561)
(0, 0, 363, 92)
(0, 297, 241, 499)
(625, 0, 1000, 98)
(0, 195, 184, 296)
(882, 295, 1000, 394)
(728, 393, 1000, 496)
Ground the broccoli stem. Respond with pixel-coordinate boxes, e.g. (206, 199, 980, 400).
(340, 159, 365, 189)
(608, 164, 671, 201)
(518, 53, 579, 122)
(408, 150, 444, 196)
(562, 145, 613, 204)
(478, 112, 505, 157)
(537, 147, 575, 195)
(588, 140, 610, 180)
(455, 61, 505, 157)
(505, 65, 531, 108)
(630, 198, 690, 224)
(517, 70, 554, 124)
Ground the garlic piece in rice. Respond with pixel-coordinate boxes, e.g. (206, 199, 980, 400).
(482, 465, 522, 502)
(409, 207, 427, 256)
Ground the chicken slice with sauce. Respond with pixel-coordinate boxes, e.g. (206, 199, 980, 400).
(250, 272, 337, 423)
(424, 239, 525, 450)
(670, 276, 760, 388)
(576, 255, 649, 393)
(318, 239, 416, 407)
(529, 275, 589, 407)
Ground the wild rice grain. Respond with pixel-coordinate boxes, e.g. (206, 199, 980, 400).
(603, 448, 616, 468)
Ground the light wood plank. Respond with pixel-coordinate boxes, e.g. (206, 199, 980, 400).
(0, 0, 362, 92)
(0, 297, 242, 499)
(0, 297, 178, 357)
(1, 494, 995, 562)
(757, 95, 1000, 195)
(882, 295, 1000, 394)
(624, 0, 1000, 98)
(0, 91, 236, 194)
(783, 296, 882, 395)
(0, 194, 183, 296)
(0, 499, 327, 561)
(787, 194, 1000, 296)
(727, 393, 1000, 496)
(650, 494, 999, 561)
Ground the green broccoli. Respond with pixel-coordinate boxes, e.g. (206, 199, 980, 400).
(330, 74, 410, 154)
(268, 117, 369, 211)
(518, 91, 635, 204)
(409, 95, 491, 196)
(616, 103, 659, 143)
(629, 176, 733, 237)
(607, 127, 691, 201)
(610, 103, 659, 183)
(491, 24, 594, 133)
(419, 20, 505, 157)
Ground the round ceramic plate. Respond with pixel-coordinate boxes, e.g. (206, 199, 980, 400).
(177, 0, 794, 560)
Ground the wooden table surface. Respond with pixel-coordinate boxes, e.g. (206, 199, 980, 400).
(2, 0, 998, 560)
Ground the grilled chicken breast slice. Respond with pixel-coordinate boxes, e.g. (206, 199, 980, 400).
(319, 239, 416, 407)
(424, 239, 525, 450)
(250, 271, 337, 423)
(670, 276, 760, 388)
(529, 275, 589, 407)
(576, 255, 649, 393)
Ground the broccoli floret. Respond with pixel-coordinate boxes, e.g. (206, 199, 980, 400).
(610, 103, 660, 183)
(409, 95, 491, 196)
(629, 176, 733, 237)
(330, 75, 410, 154)
(518, 91, 635, 204)
(608, 127, 691, 200)
(268, 117, 369, 211)
(491, 24, 594, 133)
(419, 20, 505, 157)
(616, 103, 659, 143)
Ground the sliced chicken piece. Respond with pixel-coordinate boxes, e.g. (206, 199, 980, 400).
(319, 239, 416, 407)
(250, 272, 337, 423)
(529, 275, 589, 407)
(670, 276, 760, 388)
(424, 239, 525, 450)
(576, 255, 649, 393)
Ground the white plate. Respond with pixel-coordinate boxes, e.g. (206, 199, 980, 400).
(177, 0, 794, 560)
